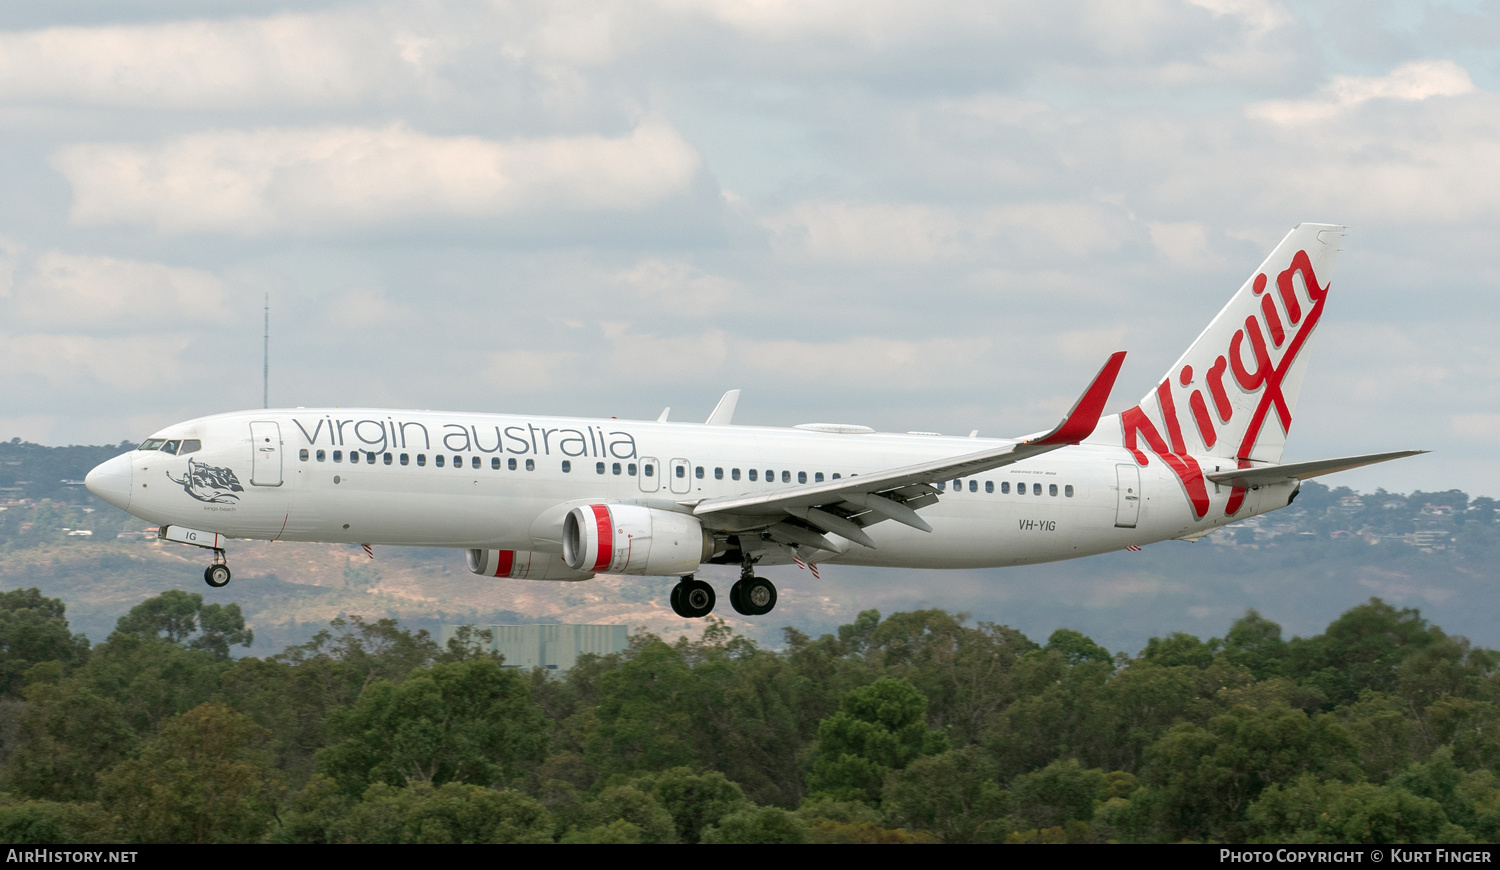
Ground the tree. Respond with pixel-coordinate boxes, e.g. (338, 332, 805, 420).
(883, 745, 1008, 842)
(98, 702, 280, 844)
(700, 807, 811, 844)
(276, 615, 441, 706)
(1046, 629, 1112, 666)
(1221, 610, 1288, 680)
(114, 590, 252, 660)
(4, 680, 137, 802)
(337, 782, 554, 844)
(1010, 757, 1111, 830)
(318, 658, 548, 796)
(566, 785, 677, 843)
(1141, 632, 1218, 669)
(0, 588, 89, 697)
(806, 677, 949, 804)
(631, 766, 750, 844)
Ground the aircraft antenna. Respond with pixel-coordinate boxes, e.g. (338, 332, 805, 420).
(263, 294, 269, 409)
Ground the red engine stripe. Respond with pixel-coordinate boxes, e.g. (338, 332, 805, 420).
(589, 505, 613, 572)
(493, 549, 515, 578)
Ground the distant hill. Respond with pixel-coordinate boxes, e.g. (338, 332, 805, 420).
(2, 439, 1496, 656)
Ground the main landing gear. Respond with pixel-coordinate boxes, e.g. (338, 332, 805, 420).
(670, 576, 716, 619)
(203, 549, 231, 588)
(668, 564, 781, 619)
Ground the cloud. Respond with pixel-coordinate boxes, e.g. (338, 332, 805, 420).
(1247, 60, 1476, 124)
(482, 350, 582, 392)
(735, 335, 990, 389)
(0, 332, 194, 391)
(0, 14, 406, 109)
(763, 200, 1130, 263)
(613, 259, 738, 311)
(1452, 414, 1500, 442)
(11, 251, 231, 332)
(52, 121, 705, 234)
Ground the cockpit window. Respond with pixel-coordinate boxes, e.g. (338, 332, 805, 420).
(178, 440, 201, 455)
(139, 438, 166, 451)
(162, 440, 182, 454)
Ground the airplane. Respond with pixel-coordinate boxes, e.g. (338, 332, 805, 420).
(85, 223, 1423, 619)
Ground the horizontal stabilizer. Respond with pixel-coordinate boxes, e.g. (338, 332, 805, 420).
(1204, 450, 1426, 488)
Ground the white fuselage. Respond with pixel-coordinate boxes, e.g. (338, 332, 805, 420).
(98, 407, 1294, 571)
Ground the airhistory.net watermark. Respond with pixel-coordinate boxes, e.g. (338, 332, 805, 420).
(4, 852, 138, 863)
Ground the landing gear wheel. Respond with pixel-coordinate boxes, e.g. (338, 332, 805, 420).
(731, 576, 777, 616)
(670, 577, 716, 618)
(204, 564, 231, 588)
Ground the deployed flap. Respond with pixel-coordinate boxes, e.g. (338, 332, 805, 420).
(706, 390, 740, 425)
(1205, 449, 1426, 488)
(694, 352, 1126, 529)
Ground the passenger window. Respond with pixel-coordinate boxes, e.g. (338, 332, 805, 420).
(715, 467, 724, 480)
(163, 440, 181, 454)
(452, 455, 461, 468)
(748, 469, 758, 482)
(333, 450, 343, 463)
(179, 440, 201, 455)
(316, 449, 326, 462)
(781, 471, 790, 483)
(508, 458, 517, 471)
(644, 464, 653, 477)
(417, 454, 426, 466)
(937, 481, 946, 491)
(471, 456, 480, 470)
(798, 471, 807, 484)
(299, 448, 309, 461)
(596, 462, 605, 474)
(436, 455, 445, 467)
(384, 453, 392, 465)
(815, 472, 824, 482)
(400, 454, 409, 466)
(612, 462, 621, 475)
(695, 466, 704, 479)
(953, 479, 961, 490)
(628, 463, 637, 476)
(970, 480, 978, 492)
(369, 452, 378, 464)
(1065, 484, 1074, 497)
(675, 465, 685, 479)
(731, 468, 740, 480)
(525, 459, 535, 471)
(562, 460, 572, 473)
(492, 457, 500, 470)
(985, 481, 993, 493)
(1049, 483, 1058, 496)
(1001, 481, 1009, 493)
(832, 473, 840, 479)
(1033, 483, 1042, 495)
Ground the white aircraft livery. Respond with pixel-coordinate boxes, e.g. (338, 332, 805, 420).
(86, 223, 1422, 618)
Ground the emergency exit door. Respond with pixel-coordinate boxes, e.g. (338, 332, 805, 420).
(250, 421, 283, 486)
(1114, 464, 1140, 528)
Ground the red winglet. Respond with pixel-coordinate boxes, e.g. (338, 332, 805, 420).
(1027, 351, 1127, 446)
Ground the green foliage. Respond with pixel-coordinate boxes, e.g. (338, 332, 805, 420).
(317, 658, 548, 795)
(806, 677, 949, 804)
(6, 589, 1500, 844)
(115, 589, 253, 660)
(0, 588, 89, 697)
(700, 806, 811, 844)
(97, 702, 280, 844)
(335, 782, 553, 844)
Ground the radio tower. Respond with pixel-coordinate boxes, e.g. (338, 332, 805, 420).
(263, 294, 269, 409)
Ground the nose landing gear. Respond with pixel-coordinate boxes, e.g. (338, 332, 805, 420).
(203, 549, 231, 588)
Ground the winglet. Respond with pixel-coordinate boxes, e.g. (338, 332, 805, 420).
(706, 390, 740, 425)
(1026, 351, 1127, 446)
(657, 407, 671, 422)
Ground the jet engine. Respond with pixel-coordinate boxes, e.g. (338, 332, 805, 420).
(465, 548, 594, 582)
(562, 504, 714, 576)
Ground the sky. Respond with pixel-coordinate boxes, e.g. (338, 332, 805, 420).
(1, 0, 1496, 497)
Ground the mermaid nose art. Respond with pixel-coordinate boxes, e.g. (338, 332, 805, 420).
(85, 453, 133, 512)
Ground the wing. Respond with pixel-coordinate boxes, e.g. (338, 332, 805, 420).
(692, 352, 1126, 552)
(1204, 450, 1426, 488)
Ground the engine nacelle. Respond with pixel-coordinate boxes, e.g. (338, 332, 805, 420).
(465, 549, 594, 582)
(562, 504, 713, 576)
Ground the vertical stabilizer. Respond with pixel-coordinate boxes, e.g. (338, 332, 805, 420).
(1112, 223, 1343, 518)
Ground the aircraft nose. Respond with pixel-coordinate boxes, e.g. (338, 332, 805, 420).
(85, 453, 133, 511)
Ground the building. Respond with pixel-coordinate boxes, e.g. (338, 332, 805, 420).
(439, 623, 629, 673)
